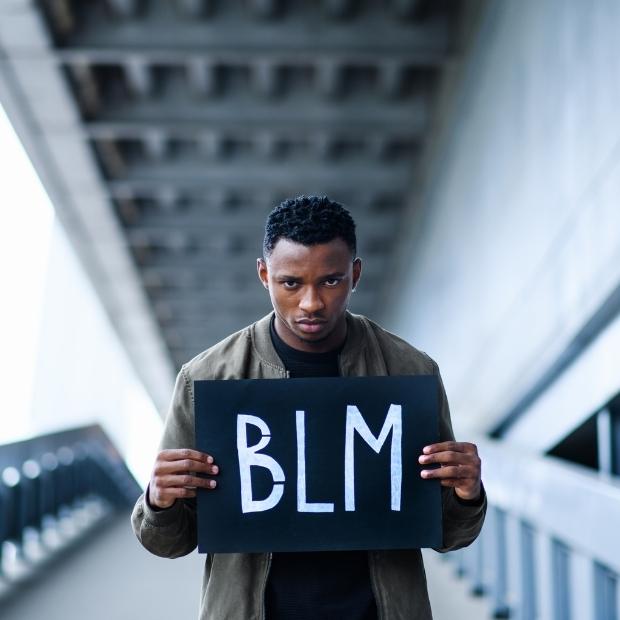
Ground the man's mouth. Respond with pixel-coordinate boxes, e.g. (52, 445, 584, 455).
(296, 319, 327, 333)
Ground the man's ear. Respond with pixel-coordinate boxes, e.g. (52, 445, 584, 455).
(257, 257, 269, 290)
(352, 257, 362, 291)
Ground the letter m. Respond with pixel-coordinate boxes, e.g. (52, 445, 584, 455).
(344, 404, 402, 511)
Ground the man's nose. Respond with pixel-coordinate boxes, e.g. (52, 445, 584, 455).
(299, 286, 325, 314)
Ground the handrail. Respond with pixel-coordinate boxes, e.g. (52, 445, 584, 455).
(445, 437, 620, 619)
(480, 438, 620, 573)
(0, 425, 141, 588)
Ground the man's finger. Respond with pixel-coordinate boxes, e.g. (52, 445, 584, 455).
(157, 474, 218, 489)
(418, 451, 480, 466)
(154, 459, 219, 476)
(422, 441, 478, 455)
(420, 465, 477, 480)
(159, 449, 215, 464)
(438, 478, 460, 487)
(152, 487, 199, 501)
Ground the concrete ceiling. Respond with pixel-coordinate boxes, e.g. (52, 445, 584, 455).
(0, 0, 469, 412)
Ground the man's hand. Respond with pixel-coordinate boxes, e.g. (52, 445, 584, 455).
(418, 441, 482, 501)
(148, 449, 220, 509)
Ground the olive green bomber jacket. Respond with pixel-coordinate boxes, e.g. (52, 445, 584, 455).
(131, 312, 486, 620)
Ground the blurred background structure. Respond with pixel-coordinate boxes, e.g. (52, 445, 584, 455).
(1, 0, 619, 618)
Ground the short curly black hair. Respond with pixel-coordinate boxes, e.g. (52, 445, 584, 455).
(263, 195, 357, 257)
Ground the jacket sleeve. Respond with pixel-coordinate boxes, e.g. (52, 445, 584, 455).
(131, 366, 198, 558)
(432, 363, 487, 553)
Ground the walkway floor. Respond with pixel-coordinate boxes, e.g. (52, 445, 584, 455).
(423, 549, 492, 619)
(0, 511, 491, 619)
(0, 511, 204, 620)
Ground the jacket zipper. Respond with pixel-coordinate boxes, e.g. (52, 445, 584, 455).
(260, 374, 284, 617)
(258, 371, 284, 617)
(368, 551, 384, 620)
(260, 552, 273, 620)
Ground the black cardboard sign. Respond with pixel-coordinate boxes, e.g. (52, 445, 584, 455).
(195, 375, 441, 553)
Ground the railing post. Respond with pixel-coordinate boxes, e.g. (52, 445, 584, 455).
(0, 426, 141, 590)
(57, 446, 75, 514)
(1, 467, 22, 556)
(40, 452, 59, 524)
(611, 406, 620, 477)
(519, 521, 538, 620)
(0, 477, 5, 572)
(551, 539, 571, 620)
(597, 408, 612, 476)
(21, 459, 43, 535)
(492, 507, 510, 618)
(568, 552, 595, 620)
(73, 443, 88, 501)
(469, 536, 485, 596)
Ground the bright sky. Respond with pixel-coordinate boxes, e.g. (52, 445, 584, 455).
(0, 102, 161, 487)
(0, 103, 54, 441)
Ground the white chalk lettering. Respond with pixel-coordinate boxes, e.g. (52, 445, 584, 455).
(344, 404, 402, 511)
(237, 414, 285, 513)
(296, 411, 335, 513)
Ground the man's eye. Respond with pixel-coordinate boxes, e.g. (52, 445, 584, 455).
(282, 281, 298, 289)
(324, 278, 340, 287)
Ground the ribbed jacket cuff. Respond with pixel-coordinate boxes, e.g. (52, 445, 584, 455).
(140, 485, 184, 527)
(446, 483, 487, 517)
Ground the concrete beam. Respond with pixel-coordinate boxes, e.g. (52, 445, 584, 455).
(94, 139, 127, 177)
(313, 133, 335, 160)
(380, 61, 405, 99)
(84, 121, 418, 147)
(105, 0, 141, 18)
(176, 0, 216, 17)
(195, 131, 221, 159)
(255, 132, 278, 159)
(124, 56, 152, 97)
(157, 187, 182, 212)
(323, 0, 357, 19)
(391, 0, 424, 19)
(105, 158, 410, 187)
(250, 0, 282, 18)
(77, 96, 427, 134)
(253, 61, 280, 98)
(112, 188, 400, 218)
(136, 256, 390, 281)
(150, 290, 376, 310)
(68, 63, 101, 117)
(59, 12, 450, 56)
(143, 129, 168, 160)
(154, 288, 379, 318)
(317, 60, 343, 99)
(43, 0, 76, 38)
(106, 182, 407, 203)
(111, 185, 278, 209)
(0, 2, 176, 412)
(186, 58, 218, 97)
(56, 49, 448, 69)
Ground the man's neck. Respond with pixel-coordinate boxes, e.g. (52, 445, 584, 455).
(273, 314, 347, 354)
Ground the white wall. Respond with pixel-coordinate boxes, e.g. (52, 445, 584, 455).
(0, 102, 160, 487)
(387, 0, 620, 441)
(0, 103, 53, 442)
(30, 220, 163, 487)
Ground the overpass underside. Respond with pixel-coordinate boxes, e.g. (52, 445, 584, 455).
(2, 1, 620, 619)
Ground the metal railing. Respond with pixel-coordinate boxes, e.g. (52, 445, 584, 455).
(0, 425, 141, 593)
(445, 438, 620, 620)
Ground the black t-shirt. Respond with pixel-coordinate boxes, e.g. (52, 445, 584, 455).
(265, 318, 378, 620)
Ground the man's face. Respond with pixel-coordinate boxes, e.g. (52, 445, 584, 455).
(257, 238, 362, 353)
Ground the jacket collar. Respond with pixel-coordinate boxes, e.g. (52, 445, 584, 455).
(250, 311, 386, 377)
(250, 312, 283, 370)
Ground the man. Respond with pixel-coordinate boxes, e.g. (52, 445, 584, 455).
(132, 195, 486, 620)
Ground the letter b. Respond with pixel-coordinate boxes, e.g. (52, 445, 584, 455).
(237, 414, 285, 513)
